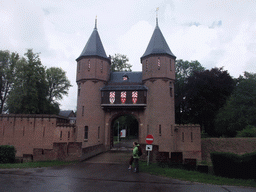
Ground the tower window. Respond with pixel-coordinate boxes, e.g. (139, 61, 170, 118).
(88, 60, 91, 71)
(82, 106, 84, 116)
(170, 59, 172, 71)
(43, 127, 45, 137)
(157, 58, 160, 69)
(84, 126, 88, 140)
(191, 132, 193, 142)
(159, 125, 161, 136)
(68, 131, 70, 140)
(182, 132, 184, 142)
(98, 126, 100, 139)
(101, 61, 103, 73)
(170, 83, 173, 97)
(146, 60, 148, 72)
(78, 84, 81, 97)
(60, 131, 62, 140)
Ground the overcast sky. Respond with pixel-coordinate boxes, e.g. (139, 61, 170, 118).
(1, 0, 256, 111)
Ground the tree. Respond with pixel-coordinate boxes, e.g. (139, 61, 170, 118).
(46, 67, 72, 104)
(7, 49, 49, 114)
(0, 50, 19, 113)
(184, 67, 234, 136)
(111, 54, 132, 72)
(175, 60, 205, 124)
(215, 72, 256, 137)
(6, 49, 71, 114)
(236, 125, 256, 137)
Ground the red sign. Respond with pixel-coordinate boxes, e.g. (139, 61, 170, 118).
(146, 134, 154, 144)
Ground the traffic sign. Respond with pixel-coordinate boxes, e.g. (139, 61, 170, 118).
(146, 145, 152, 151)
(146, 134, 154, 144)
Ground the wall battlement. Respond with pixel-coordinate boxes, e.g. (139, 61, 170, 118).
(0, 114, 76, 160)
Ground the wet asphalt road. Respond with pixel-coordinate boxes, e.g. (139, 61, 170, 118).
(0, 140, 255, 192)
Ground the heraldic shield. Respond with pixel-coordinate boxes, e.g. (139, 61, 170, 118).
(132, 91, 138, 104)
(109, 91, 115, 104)
(121, 91, 126, 104)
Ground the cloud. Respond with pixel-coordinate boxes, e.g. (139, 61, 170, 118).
(0, 0, 49, 55)
(117, 21, 153, 71)
(1, 0, 256, 111)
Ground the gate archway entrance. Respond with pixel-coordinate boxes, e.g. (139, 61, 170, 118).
(110, 114, 139, 149)
(103, 109, 143, 150)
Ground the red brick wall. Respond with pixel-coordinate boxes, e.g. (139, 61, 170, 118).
(81, 144, 104, 160)
(33, 142, 82, 162)
(174, 124, 201, 161)
(201, 138, 256, 162)
(0, 114, 76, 159)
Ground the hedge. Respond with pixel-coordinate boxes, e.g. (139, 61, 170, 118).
(0, 145, 16, 164)
(210, 152, 256, 179)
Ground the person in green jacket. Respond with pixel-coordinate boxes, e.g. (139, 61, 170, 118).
(133, 142, 140, 173)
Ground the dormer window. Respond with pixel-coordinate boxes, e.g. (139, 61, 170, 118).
(123, 75, 128, 81)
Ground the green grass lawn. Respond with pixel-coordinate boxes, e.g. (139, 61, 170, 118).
(0, 160, 78, 169)
(139, 161, 256, 188)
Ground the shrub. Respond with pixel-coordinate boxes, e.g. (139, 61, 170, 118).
(210, 152, 240, 178)
(211, 152, 256, 179)
(0, 145, 16, 164)
(241, 152, 256, 179)
(236, 125, 256, 137)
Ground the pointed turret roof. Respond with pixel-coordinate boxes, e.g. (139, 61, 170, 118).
(141, 18, 175, 61)
(76, 18, 109, 61)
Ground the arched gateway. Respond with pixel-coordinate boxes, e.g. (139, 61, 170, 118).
(75, 18, 201, 162)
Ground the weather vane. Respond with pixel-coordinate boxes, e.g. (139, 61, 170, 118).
(95, 15, 97, 29)
(156, 7, 159, 26)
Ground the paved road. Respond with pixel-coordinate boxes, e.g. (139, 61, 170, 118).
(0, 142, 255, 192)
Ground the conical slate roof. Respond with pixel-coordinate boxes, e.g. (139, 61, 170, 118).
(76, 23, 108, 61)
(141, 20, 175, 61)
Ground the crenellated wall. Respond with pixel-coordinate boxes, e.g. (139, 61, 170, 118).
(174, 124, 201, 161)
(0, 114, 77, 160)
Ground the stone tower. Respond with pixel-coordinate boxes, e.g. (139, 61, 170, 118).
(140, 17, 176, 153)
(76, 19, 111, 154)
